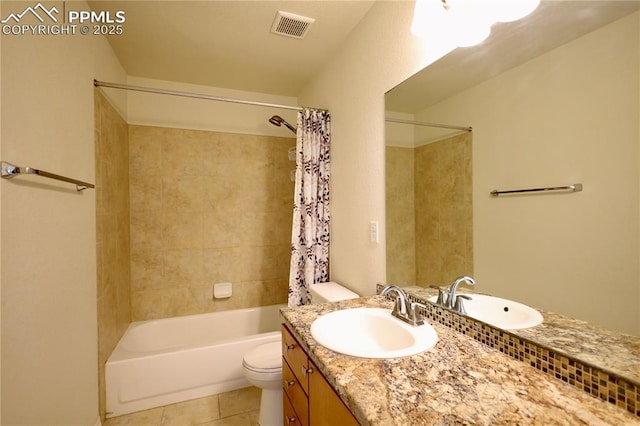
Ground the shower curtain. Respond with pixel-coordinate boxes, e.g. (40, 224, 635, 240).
(288, 108, 331, 307)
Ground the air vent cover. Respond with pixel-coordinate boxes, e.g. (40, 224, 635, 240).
(271, 11, 315, 39)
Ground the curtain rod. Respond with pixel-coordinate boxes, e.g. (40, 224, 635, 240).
(94, 79, 306, 112)
(385, 117, 472, 132)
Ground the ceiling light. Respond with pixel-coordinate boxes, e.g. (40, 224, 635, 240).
(491, 0, 541, 23)
(411, 0, 541, 48)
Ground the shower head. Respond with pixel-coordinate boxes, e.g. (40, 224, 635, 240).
(268, 115, 297, 134)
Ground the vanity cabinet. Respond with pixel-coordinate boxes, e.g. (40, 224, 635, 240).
(282, 325, 359, 426)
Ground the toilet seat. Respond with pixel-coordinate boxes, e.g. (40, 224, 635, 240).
(242, 340, 282, 373)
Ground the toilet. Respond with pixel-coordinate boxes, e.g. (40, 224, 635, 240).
(242, 282, 359, 426)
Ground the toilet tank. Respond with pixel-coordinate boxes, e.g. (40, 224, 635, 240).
(309, 282, 359, 304)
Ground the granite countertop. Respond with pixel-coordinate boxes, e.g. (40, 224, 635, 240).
(281, 296, 640, 425)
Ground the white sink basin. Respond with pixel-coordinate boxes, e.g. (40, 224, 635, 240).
(428, 294, 543, 329)
(310, 307, 438, 358)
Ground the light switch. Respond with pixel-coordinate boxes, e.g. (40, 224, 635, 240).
(369, 221, 379, 244)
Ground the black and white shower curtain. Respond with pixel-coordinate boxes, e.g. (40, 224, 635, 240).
(288, 108, 331, 307)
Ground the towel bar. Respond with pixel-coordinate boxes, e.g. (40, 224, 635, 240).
(491, 183, 582, 197)
(1, 161, 95, 191)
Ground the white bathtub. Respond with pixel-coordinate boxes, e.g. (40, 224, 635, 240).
(105, 304, 284, 418)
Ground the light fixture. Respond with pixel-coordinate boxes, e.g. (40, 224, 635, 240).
(490, 0, 541, 23)
(411, 0, 541, 48)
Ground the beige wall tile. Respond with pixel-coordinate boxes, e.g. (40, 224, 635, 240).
(129, 125, 295, 320)
(162, 209, 204, 249)
(415, 133, 473, 285)
(203, 248, 243, 283)
(130, 209, 163, 249)
(95, 90, 131, 420)
(385, 147, 416, 285)
(386, 133, 473, 288)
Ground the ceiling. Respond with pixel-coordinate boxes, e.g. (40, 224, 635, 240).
(93, 1, 639, 107)
(92, 1, 375, 97)
(386, 0, 640, 113)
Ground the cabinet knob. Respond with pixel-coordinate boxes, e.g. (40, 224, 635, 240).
(286, 343, 296, 351)
(302, 366, 313, 377)
(285, 380, 295, 388)
(287, 416, 297, 424)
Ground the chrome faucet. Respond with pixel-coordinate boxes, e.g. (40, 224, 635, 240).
(380, 285, 425, 326)
(448, 276, 475, 310)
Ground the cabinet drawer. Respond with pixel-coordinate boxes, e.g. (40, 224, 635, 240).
(283, 358, 309, 426)
(282, 325, 310, 395)
(284, 391, 302, 426)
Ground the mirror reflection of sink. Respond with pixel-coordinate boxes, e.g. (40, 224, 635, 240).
(310, 308, 438, 358)
(428, 294, 544, 330)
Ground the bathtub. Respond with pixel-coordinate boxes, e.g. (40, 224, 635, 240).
(105, 304, 284, 418)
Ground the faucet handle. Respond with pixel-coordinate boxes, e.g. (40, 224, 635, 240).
(454, 295, 472, 315)
(429, 286, 449, 306)
(436, 288, 448, 306)
(411, 301, 427, 310)
(392, 295, 405, 316)
(409, 302, 426, 326)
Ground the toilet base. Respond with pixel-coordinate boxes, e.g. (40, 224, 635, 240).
(258, 387, 283, 426)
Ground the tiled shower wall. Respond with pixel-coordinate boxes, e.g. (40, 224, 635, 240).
(95, 90, 131, 419)
(386, 131, 473, 287)
(385, 146, 416, 285)
(414, 132, 473, 285)
(128, 125, 295, 320)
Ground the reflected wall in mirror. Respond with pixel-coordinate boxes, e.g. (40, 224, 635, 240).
(385, 2, 640, 336)
(386, 129, 473, 286)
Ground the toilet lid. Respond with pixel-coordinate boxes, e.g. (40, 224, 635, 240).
(243, 341, 282, 372)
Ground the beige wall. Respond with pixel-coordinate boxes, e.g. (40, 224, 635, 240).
(415, 13, 640, 334)
(126, 76, 300, 136)
(0, 1, 127, 423)
(129, 125, 293, 320)
(298, 1, 457, 297)
(95, 90, 131, 420)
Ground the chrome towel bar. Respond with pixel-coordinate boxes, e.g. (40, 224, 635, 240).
(490, 183, 582, 197)
(1, 161, 95, 191)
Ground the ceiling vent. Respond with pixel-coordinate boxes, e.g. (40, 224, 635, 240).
(271, 11, 315, 39)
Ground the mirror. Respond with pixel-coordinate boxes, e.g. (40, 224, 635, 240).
(385, 1, 640, 336)
(386, 127, 473, 286)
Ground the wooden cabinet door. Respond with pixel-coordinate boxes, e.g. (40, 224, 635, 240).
(308, 359, 359, 426)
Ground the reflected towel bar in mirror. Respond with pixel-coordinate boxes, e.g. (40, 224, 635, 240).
(490, 183, 582, 197)
(1, 161, 95, 191)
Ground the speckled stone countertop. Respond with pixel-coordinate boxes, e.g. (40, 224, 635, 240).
(281, 296, 640, 425)
(403, 286, 640, 383)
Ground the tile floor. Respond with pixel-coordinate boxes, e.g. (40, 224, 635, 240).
(104, 387, 261, 426)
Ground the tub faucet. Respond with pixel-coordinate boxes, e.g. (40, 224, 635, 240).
(448, 276, 475, 311)
(380, 285, 425, 326)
